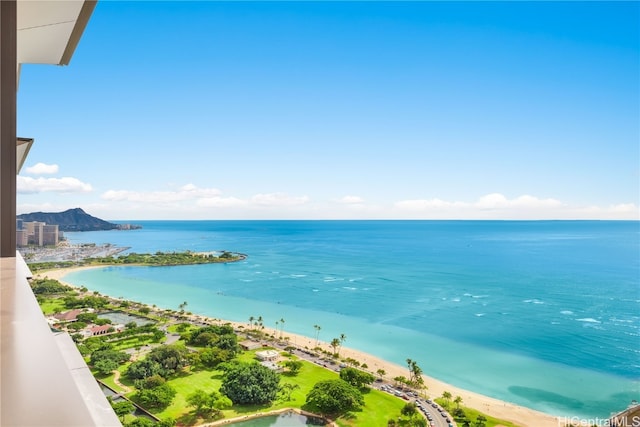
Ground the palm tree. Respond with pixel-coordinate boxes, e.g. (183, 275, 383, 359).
(454, 395, 463, 410)
(279, 317, 285, 339)
(406, 358, 414, 382)
(338, 333, 346, 356)
(410, 360, 423, 386)
(249, 316, 255, 331)
(313, 324, 321, 345)
(442, 391, 452, 409)
(330, 338, 340, 355)
(178, 301, 188, 313)
(376, 368, 386, 381)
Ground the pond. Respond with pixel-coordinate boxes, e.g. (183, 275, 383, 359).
(229, 411, 326, 426)
(97, 310, 155, 326)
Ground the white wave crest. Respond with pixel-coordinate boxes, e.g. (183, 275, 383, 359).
(576, 318, 601, 323)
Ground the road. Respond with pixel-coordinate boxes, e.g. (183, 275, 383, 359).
(264, 339, 456, 427)
(415, 399, 455, 427)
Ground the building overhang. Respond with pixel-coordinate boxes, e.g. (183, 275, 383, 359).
(16, 137, 33, 173)
(17, 0, 97, 82)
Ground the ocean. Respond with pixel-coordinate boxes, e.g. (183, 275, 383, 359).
(61, 220, 640, 418)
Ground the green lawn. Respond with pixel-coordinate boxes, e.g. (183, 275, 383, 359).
(336, 388, 406, 427)
(107, 335, 162, 351)
(94, 363, 136, 394)
(152, 349, 410, 426)
(435, 398, 521, 427)
(155, 368, 224, 419)
(166, 323, 196, 334)
(456, 405, 521, 427)
(95, 372, 127, 394)
(38, 297, 67, 315)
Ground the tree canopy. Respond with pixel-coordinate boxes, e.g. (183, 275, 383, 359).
(186, 389, 232, 417)
(305, 379, 364, 416)
(282, 360, 303, 375)
(134, 383, 176, 410)
(187, 324, 239, 353)
(111, 400, 135, 422)
(339, 367, 375, 389)
(30, 278, 72, 295)
(90, 349, 130, 367)
(144, 345, 189, 377)
(127, 359, 163, 380)
(220, 362, 280, 405)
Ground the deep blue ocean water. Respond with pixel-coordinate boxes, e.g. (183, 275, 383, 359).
(62, 220, 640, 418)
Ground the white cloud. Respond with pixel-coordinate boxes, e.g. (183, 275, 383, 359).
(24, 162, 59, 175)
(98, 185, 311, 217)
(475, 193, 509, 209)
(606, 203, 638, 213)
(250, 193, 310, 207)
(393, 193, 638, 220)
(395, 198, 465, 210)
(17, 202, 60, 214)
(101, 184, 221, 203)
(476, 193, 563, 210)
(566, 203, 640, 220)
(46, 184, 637, 220)
(337, 195, 365, 204)
(196, 196, 247, 208)
(17, 176, 92, 194)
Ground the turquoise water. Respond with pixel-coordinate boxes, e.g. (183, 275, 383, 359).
(63, 220, 640, 418)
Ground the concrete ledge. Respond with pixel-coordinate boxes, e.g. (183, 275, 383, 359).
(1, 254, 121, 426)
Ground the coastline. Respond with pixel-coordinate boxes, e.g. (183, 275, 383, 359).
(39, 266, 560, 427)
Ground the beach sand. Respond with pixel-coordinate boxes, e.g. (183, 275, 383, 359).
(38, 266, 560, 427)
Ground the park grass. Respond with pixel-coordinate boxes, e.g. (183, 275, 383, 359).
(456, 405, 520, 427)
(166, 322, 197, 334)
(107, 335, 161, 351)
(117, 363, 137, 395)
(38, 297, 67, 315)
(96, 371, 127, 394)
(150, 348, 411, 425)
(155, 368, 224, 419)
(336, 388, 406, 427)
(435, 398, 519, 427)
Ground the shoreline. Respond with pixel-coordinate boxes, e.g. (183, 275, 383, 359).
(39, 265, 561, 427)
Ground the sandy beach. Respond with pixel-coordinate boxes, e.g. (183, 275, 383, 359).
(39, 266, 561, 427)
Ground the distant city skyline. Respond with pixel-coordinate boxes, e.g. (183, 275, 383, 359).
(16, 1, 639, 220)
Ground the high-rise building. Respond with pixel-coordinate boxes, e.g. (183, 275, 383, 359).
(43, 224, 59, 246)
(16, 221, 60, 246)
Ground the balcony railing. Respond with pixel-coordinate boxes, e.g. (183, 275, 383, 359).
(1, 253, 121, 426)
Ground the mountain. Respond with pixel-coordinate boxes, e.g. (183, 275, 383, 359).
(17, 208, 141, 232)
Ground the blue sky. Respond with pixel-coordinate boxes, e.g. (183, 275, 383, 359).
(16, 1, 639, 220)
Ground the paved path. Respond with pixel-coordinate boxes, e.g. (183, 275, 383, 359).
(112, 369, 131, 393)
